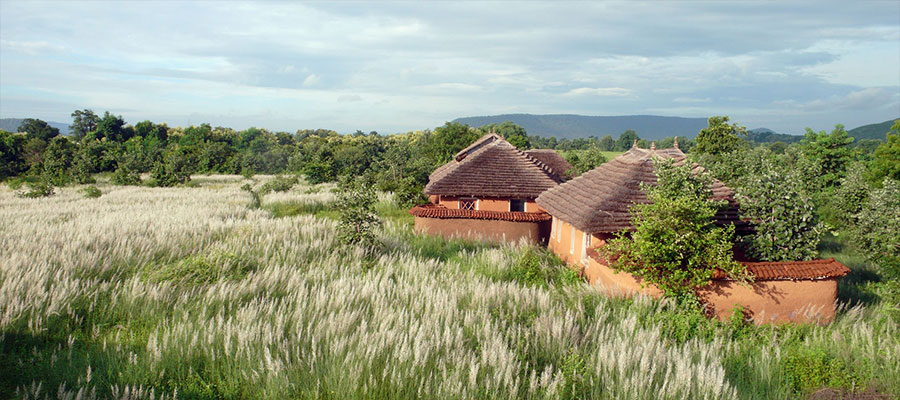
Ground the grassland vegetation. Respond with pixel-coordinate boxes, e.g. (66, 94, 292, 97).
(1, 177, 898, 399)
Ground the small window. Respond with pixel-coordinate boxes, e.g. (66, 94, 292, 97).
(509, 199, 525, 212)
(459, 198, 476, 210)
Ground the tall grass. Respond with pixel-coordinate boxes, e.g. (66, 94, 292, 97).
(1, 177, 897, 399)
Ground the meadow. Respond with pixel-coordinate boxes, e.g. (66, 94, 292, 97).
(1, 176, 898, 399)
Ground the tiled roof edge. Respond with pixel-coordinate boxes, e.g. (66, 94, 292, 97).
(409, 204, 552, 222)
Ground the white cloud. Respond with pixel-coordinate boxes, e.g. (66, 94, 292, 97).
(302, 74, 320, 87)
(563, 87, 633, 97)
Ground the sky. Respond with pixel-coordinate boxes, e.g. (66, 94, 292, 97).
(1, 1, 898, 135)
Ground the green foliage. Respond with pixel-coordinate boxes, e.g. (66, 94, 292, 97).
(336, 176, 382, 251)
(241, 183, 263, 209)
(559, 351, 589, 400)
(40, 136, 75, 186)
(867, 120, 900, 183)
(19, 179, 54, 198)
(151, 146, 192, 187)
(259, 175, 298, 194)
(0, 130, 26, 179)
(851, 179, 900, 280)
(615, 129, 639, 151)
(693, 116, 747, 155)
(6, 177, 25, 190)
(111, 150, 142, 186)
(505, 246, 581, 288)
(600, 159, 748, 298)
(479, 121, 530, 149)
(18, 118, 60, 142)
(800, 124, 855, 188)
(69, 109, 99, 141)
(737, 156, 822, 261)
(80, 185, 102, 198)
(422, 122, 480, 164)
(831, 162, 871, 226)
(782, 348, 864, 394)
(393, 177, 428, 209)
(562, 147, 608, 175)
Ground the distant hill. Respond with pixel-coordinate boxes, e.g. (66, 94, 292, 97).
(745, 128, 803, 143)
(452, 114, 708, 140)
(0, 118, 70, 135)
(847, 119, 899, 142)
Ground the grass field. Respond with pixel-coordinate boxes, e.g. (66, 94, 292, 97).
(1, 176, 898, 399)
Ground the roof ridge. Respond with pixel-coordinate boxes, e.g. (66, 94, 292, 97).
(517, 147, 566, 183)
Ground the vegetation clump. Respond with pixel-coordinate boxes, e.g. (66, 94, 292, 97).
(80, 185, 102, 198)
(336, 175, 382, 252)
(18, 179, 54, 198)
(600, 159, 749, 301)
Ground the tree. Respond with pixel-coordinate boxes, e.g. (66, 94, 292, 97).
(336, 175, 382, 251)
(851, 179, 900, 279)
(70, 109, 99, 140)
(0, 130, 26, 179)
(615, 130, 639, 151)
(799, 124, 854, 188)
(737, 157, 822, 261)
(480, 121, 530, 149)
(867, 120, 900, 184)
(599, 159, 749, 299)
(422, 122, 480, 165)
(693, 116, 747, 155)
(94, 111, 131, 142)
(563, 147, 607, 175)
(18, 118, 60, 142)
(152, 146, 192, 186)
(41, 136, 76, 186)
(599, 135, 615, 151)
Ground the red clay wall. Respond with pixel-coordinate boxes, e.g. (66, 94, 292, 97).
(584, 251, 839, 324)
(547, 217, 610, 266)
(414, 216, 548, 244)
(438, 196, 543, 212)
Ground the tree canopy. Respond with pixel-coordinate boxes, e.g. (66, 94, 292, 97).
(693, 116, 747, 155)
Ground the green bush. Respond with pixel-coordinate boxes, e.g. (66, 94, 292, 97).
(111, 165, 141, 185)
(506, 246, 580, 288)
(19, 179, 54, 198)
(336, 175, 382, 251)
(6, 177, 25, 190)
(259, 175, 298, 194)
(80, 185, 102, 198)
(241, 183, 263, 209)
(782, 348, 864, 394)
(394, 177, 428, 208)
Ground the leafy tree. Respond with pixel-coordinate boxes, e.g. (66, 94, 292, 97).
(867, 120, 900, 184)
(112, 149, 143, 186)
(393, 177, 428, 208)
(831, 162, 871, 227)
(18, 118, 60, 142)
(152, 146, 192, 186)
(41, 136, 75, 186)
(0, 130, 26, 179)
(70, 109, 99, 140)
(737, 157, 822, 261)
(693, 116, 747, 155)
(336, 175, 382, 251)
(851, 179, 900, 279)
(22, 138, 48, 173)
(480, 121, 530, 149)
(563, 147, 607, 175)
(615, 130, 639, 151)
(600, 159, 749, 299)
(94, 111, 132, 142)
(422, 122, 480, 165)
(799, 124, 854, 188)
(599, 135, 615, 151)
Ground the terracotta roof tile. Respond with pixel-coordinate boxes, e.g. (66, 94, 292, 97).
(409, 204, 551, 222)
(536, 145, 747, 233)
(586, 248, 850, 281)
(425, 134, 564, 198)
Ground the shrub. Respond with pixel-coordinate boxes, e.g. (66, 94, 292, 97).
(144, 251, 256, 286)
(19, 179, 54, 198)
(6, 177, 25, 190)
(241, 183, 263, 209)
(851, 178, 900, 279)
(782, 348, 864, 394)
(80, 185, 102, 198)
(600, 159, 749, 299)
(259, 175, 298, 194)
(506, 246, 580, 288)
(111, 164, 141, 185)
(393, 177, 428, 209)
(336, 175, 382, 251)
(152, 147, 192, 187)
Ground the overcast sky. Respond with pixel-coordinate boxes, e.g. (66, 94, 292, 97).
(1, 1, 898, 134)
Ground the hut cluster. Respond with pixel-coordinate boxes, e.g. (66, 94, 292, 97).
(410, 133, 849, 324)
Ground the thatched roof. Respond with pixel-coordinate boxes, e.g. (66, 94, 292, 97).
(424, 133, 565, 198)
(526, 149, 576, 179)
(536, 143, 744, 233)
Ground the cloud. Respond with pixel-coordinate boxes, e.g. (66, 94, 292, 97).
(302, 74, 321, 87)
(563, 87, 633, 97)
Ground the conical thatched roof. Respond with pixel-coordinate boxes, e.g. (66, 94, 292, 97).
(424, 133, 565, 198)
(536, 143, 743, 233)
(525, 149, 575, 180)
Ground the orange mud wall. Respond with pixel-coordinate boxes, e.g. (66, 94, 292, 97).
(549, 217, 839, 325)
(436, 196, 544, 212)
(414, 217, 550, 244)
